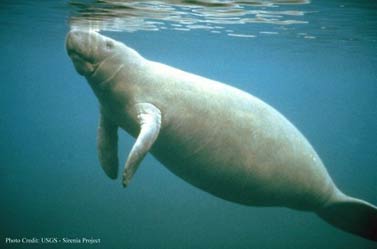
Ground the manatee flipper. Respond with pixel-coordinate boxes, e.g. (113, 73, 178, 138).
(317, 192, 377, 241)
(122, 103, 161, 187)
(97, 112, 119, 179)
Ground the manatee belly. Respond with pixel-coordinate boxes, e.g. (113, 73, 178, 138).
(149, 94, 335, 211)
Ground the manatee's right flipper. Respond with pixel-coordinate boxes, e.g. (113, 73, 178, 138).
(317, 192, 377, 241)
(122, 103, 161, 187)
(97, 112, 119, 179)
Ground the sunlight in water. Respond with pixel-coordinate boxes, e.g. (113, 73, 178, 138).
(68, 0, 310, 36)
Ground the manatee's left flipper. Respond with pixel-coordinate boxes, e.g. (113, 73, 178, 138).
(122, 103, 161, 187)
(97, 112, 119, 179)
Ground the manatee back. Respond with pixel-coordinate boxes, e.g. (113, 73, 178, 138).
(135, 63, 336, 210)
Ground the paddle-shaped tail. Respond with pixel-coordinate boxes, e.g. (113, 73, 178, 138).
(317, 191, 377, 241)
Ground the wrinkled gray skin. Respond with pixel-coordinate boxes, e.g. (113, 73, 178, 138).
(66, 30, 377, 241)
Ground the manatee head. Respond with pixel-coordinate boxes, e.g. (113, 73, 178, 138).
(66, 30, 116, 75)
(66, 30, 133, 87)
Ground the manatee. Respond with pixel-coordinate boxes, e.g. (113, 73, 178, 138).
(66, 30, 377, 241)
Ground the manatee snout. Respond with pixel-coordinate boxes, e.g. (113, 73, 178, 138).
(66, 30, 92, 59)
(65, 30, 100, 76)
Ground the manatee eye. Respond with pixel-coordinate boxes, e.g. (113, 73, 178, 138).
(105, 40, 114, 50)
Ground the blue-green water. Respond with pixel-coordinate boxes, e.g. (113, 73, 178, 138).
(1, 1, 376, 248)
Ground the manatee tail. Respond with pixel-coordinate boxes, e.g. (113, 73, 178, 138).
(316, 191, 377, 241)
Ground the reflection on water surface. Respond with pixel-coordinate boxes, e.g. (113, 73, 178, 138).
(68, 0, 310, 35)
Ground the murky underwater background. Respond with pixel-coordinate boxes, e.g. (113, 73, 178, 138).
(0, 0, 376, 248)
